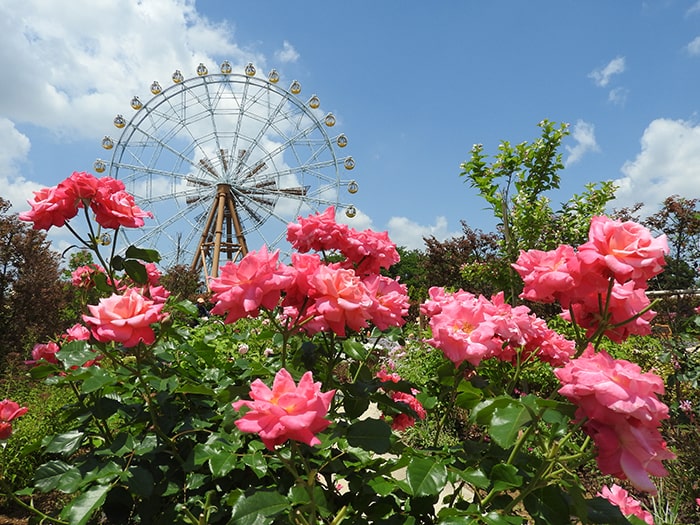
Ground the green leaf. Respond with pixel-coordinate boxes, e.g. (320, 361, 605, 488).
(342, 339, 369, 361)
(57, 340, 95, 369)
(93, 270, 113, 292)
(123, 259, 148, 284)
(60, 484, 110, 525)
(125, 245, 161, 263)
(490, 463, 523, 492)
(229, 490, 288, 525)
(210, 452, 238, 477)
(127, 466, 154, 498)
(346, 419, 392, 454)
(523, 485, 570, 525)
(81, 367, 116, 393)
(480, 512, 525, 525)
(242, 451, 268, 478)
(110, 255, 125, 271)
(44, 430, 85, 458)
(489, 401, 532, 449)
(34, 460, 82, 493)
(584, 497, 632, 524)
(175, 383, 216, 396)
(405, 457, 447, 497)
(459, 468, 490, 490)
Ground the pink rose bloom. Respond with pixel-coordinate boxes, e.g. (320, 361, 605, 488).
(562, 281, 656, 343)
(512, 245, 581, 304)
(425, 294, 498, 367)
(143, 262, 162, 286)
(64, 171, 100, 201)
(83, 288, 165, 347)
(556, 348, 668, 427)
(555, 347, 674, 493)
(286, 207, 350, 253)
(71, 264, 106, 288)
(588, 420, 674, 494)
(91, 189, 153, 229)
(341, 228, 400, 275)
(420, 286, 476, 317)
(362, 274, 409, 331)
(65, 324, 92, 342)
(578, 216, 669, 285)
(389, 390, 427, 431)
(233, 369, 335, 450)
(25, 341, 60, 366)
(210, 246, 293, 324)
(376, 369, 402, 383)
(305, 264, 374, 336)
(144, 285, 171, 304)
(599, 484, 653, 524)
(0, 399, 28, 440)
(19, 184, 79, 231)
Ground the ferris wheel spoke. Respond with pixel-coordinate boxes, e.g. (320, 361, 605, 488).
(130, 201, 206, 248)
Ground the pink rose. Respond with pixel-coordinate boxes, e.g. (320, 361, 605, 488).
(599, 484, 653, 524)
(555, 348, 674, 493)
(304, 264, 374, 336)
(19, 184, 79, 231)
(64, 324, 92, 342)
(25, 341, 60, 366)
(71, 264, 106, 288)
(82, 288, 165, 347)
(362, 274, 409, 331)
(65, 171, 100, 201)
(233, 369, 335, 450)
(512, 245, 580, 304)
(90, 188, 153, 229)
(209, 246, 293, 324)
(0, 399, 28, 440)
(388, 391, 426, 432)
(341, 228, 400, 275)
(286, 207, 350, 253)
(578, 216, 669, 285)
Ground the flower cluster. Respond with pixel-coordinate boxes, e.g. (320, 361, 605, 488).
(25, 324, 97, 368)
(420, 288, 575, 368)
(233, 369, 335, 450)
(513, 216, 669, 342)
(20, 171, 152, 231)
(209, 208, 409, 337)
(599, 484, 654, 524)
(0, 399, 28, 441)
(555, 347, 675, 493)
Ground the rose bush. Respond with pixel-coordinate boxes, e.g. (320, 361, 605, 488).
(0, 171, 677, 524)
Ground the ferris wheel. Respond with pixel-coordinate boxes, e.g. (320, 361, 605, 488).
(94, 61, 358, 279)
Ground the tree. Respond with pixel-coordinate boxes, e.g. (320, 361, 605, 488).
(0, 198, 70, 361)
(460, 120, 617, 302)
(160, 264, 205, 302)
(645, 195, 700, 290)
(423, 222, 505, 296)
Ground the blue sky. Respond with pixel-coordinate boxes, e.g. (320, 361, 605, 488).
(1, 1, 699, 260)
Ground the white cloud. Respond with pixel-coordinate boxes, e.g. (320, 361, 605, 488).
(0, 0, 253, 141)
(589, 56, 626, 87)
(686, 36, 700, 56)
(687, 1, 700, 16)
(386, 216, 460, 250)
(275, 41, 300, 63)
(0, 118, 43, 212)
(613, 118, 700, 215)
(608, 87, 629, 106)
(565, 120, 599, 166)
